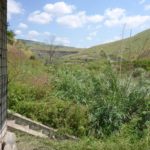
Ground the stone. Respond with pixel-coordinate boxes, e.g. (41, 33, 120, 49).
(3, 144, 11, 150)
(4, 132, 16, 146)
(12, 144, 18, 150)
(3, 132, 17, 150)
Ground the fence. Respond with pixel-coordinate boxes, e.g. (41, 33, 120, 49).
(0, 0, 7, 141)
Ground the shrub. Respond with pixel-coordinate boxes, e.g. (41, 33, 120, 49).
(133, 60, 150, 71)
(54, 67, 93, 104)
(132, 68, 145, 78)
(54, 65, 149, 138)
(8, 83, 48, 109)
(29, 55, 36, 60)
(10, 98, 89, 137)
(8, 59, 149, 139)
(89, 69, 149, 138)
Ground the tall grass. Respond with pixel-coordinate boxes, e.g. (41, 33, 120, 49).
(54, 63, 149, 138)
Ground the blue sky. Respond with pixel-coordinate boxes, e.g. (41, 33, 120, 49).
(8, 0, 150, 48)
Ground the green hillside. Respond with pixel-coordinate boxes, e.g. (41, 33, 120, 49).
(18, 39, 81, 52)
(17, 29, 150, 62)
(69, 28, 150, 61)
(8, 28, 150, 149)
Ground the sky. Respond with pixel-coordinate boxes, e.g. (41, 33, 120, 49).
(8, 0, 150, 48)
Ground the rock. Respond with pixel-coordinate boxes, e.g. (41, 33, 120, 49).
(4, 132, 16, 146)
(3, 132, 17, 150)
(12, 144, 18, 150)
(4, 144, 11, 150)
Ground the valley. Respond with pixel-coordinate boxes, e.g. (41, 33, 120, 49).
(8, 28, 150, 150)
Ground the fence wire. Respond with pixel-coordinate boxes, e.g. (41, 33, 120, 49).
(0, 0, 7, 138)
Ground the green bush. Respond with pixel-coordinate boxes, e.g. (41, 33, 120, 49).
(132, 68, 145, 78)
(8, 60, 149, 139)
(133, 60, 150, 71)
(89, 69, 148, 138)
(10, 98, 89, 137)
(54, 67, 93, 104)
(54, 65, 149, 138)
(8, 83, 48, 108)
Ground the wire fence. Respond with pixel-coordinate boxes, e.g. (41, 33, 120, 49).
(0, 0, 7, 139)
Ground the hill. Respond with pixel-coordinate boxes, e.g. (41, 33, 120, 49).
(18, 39, 83, 59)
(8, 29, 150, 150)
(18, 29, 150, 61)
(68, 28, 150, 61)
(18, 39, 81, 52)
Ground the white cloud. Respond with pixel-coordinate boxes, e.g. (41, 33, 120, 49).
(87, 15, 104, 23)
(44, 2, 75, 16)
(28, 1, 75, 24)
(27, 1, 103, 27)
(57, 12, 82, 28)
(15, 30, 22, 35)
(8, 0, 23, 20)
(43, 32, 51, 36)
(104, 8, 126, 27)
(28, 30, 39, 36)
(102, 36, 121, 44)
(144, 4, 150, 10)
(28, 30, 40, 40)
(18, 23, 28, 29)
(27, 31, 70, 46)
(86, 31, 98, 41)
(104, 8, 150, 28)
(123, 15, 150, 28)
(105, 8, 126, 19)
(43, 34, 70, 46)
(57, 12, 86, 28)
(105, 19, 121, 27)
(28, 11, 53, 24)
(55, 36, 70, 46)
(57, 11, 104, 28)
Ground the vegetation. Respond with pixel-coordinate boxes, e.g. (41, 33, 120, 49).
(8, 29, 150, 149)
(67, 28, 150, 62)
(7, 30, 15, 44)
(16, 123, 150, 150)
(19, 39, 81, 52)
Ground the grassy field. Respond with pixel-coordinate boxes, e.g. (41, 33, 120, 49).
(8, 28, 150, 149)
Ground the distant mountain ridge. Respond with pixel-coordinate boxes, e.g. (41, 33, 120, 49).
(18, 28, 150, 60)
(18, 39, 80, 52)
(68, 28, 150, 61)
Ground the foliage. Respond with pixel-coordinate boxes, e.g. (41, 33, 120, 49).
(54, 65, 149, 138)
(9, 97, 89, 137)
(8, 40, 150, 149)
(7, 30, 15, 44)
(16, 123, 150, 150)
(133, 60, 150, 71)
(54, 66, 92, 104)
(8, 83, 48, 107)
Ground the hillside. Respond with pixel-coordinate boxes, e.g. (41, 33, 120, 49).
(68, 28, 150, 61)
(8, 29, 150, 150)
(17, 29, 150, 61)
(18, 39, 83, 59)
(18, 39, 81, 52)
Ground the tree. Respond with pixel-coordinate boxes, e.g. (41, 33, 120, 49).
(7, 30, 15, 45)
(45, 36, 61, 65)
